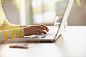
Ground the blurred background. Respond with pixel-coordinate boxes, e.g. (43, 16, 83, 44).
(1, 0, 86, 26)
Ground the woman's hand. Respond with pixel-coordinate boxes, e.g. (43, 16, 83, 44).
(24, 25, 49, 36)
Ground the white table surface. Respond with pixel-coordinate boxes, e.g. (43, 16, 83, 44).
(0, 26, 86, 57)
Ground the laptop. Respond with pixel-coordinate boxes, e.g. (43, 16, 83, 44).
(7, 0, 74, 43)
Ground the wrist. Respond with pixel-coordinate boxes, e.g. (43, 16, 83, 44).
(24, 27, 27, 36)
(21, 28, 25, 36)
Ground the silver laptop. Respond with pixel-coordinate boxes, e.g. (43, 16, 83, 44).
(7, 0, 74, 43)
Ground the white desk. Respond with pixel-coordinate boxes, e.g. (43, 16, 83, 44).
(0, 26, 86, 57)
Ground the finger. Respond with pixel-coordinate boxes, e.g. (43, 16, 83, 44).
(38, 30, 46, 34)
(41, 25, 49, 30)
(41, 25, 49, 32)
(33, 25, 46, 30)
(32, 25, 49, 32)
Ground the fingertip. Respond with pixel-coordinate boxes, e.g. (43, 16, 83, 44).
(47, 29, 49, 32)
(44, 32, 47, 34)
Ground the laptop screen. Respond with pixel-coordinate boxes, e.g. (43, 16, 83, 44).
(54, 0, 69, 27)
(54, 0, 74, 40)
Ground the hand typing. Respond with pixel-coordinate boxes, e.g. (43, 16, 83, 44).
(24, 25, 49, 36)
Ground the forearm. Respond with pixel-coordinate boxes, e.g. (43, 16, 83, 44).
(0, 19, 21, 30)
(1, 19, 27, 30)
(0, 28, 24, 43)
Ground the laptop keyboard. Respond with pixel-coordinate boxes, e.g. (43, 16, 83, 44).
(31, 35, 46, 38)
(24, 27, 57, 38)
(31, 31, 54, 38)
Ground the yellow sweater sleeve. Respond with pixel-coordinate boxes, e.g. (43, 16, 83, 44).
(0, 19, 20, 30)
(0, 0, 24, 43)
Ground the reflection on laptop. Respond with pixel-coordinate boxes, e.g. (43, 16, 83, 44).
(7, 0, 74, 43)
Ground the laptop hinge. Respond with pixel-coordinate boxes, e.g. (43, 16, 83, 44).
(53, 34, 62, 41)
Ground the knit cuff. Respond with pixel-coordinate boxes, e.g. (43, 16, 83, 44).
(20, 28, 25, 37)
